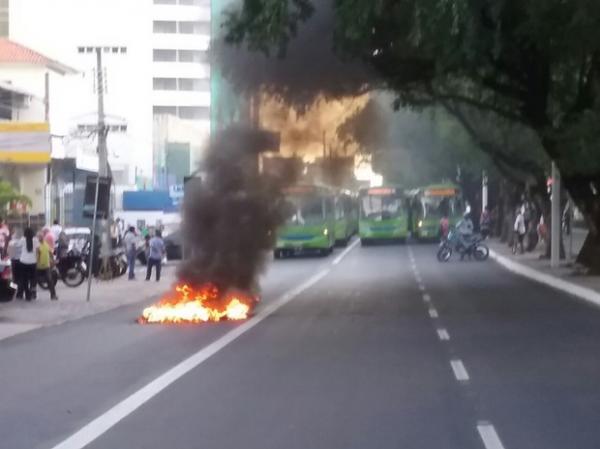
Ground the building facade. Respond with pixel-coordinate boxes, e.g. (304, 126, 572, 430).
(6, 0, 212, 195)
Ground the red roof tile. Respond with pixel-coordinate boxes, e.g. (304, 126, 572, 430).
(0, 38, 76, 74)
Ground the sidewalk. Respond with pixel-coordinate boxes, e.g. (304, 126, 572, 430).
(0, 264, 177, 341)
(488, 229, 600, 308)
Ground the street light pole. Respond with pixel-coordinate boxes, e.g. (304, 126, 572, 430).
(551, 162, 561, 268)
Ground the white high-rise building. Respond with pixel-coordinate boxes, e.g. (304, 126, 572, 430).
(5, 0, 211, 188)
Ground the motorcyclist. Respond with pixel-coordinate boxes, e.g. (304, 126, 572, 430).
(455, 207, 474, 257)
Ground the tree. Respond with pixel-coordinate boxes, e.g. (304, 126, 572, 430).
(223, 0, 600, 271)
(0, 180, 30, 213)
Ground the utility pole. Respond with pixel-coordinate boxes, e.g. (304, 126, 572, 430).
(551, 162, 561, 268)
(482, 170, 488, 212)
(86, 48, 112, 301)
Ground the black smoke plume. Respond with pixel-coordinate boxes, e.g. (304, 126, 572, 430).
(177, 127, 291, 295)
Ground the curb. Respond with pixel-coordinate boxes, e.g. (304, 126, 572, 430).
(489, 250, 600, 309)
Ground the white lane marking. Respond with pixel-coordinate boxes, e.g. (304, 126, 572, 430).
(418, 284, 426, 292)
(415, 276, 422, 284)
(450, 359, 470, 382)
(477, 422, 506, 449)
(50, 268, 331, 449)
(423, 293, 431, 303)
(332, 238, 360, 265)
(437, 328, 450, 341)
(428, 308, 439, 319)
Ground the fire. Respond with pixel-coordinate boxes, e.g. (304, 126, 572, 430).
(139, 284, 255, 324)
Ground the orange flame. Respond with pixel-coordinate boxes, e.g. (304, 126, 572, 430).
(139, 284, 255, 324)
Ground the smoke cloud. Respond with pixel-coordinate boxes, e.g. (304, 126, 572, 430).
(177, 127, 291, 295)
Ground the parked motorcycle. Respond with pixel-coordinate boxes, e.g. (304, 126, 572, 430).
(437, 231, 489, 262)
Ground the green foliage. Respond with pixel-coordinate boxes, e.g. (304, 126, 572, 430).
(0, 180, 30, 212)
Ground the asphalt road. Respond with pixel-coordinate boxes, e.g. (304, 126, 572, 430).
(2, 240, 600, 449)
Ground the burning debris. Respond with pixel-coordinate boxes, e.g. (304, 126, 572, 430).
(139, 284, 255, 324)
(139, 127, 289, 324)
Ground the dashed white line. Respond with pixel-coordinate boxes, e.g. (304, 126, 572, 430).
(428, 308, 439, 319)
(477, 422, 506, 449)
(436, 328, 450, 341)
(49, 268, 331, 449)
(422, 293, 431, 303)
(418, 284, 426, 292)
(450, 359, 470, 382)
(332, 238, 360, 265)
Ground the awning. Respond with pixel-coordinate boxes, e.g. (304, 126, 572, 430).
(0, 80, 38, 98)
(0, 122, 51, 163)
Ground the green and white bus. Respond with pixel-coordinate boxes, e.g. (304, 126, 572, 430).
(274, 185, 336, 258)
(412, 183, 464, 240)
(359, 186, 410, 245)
(334, 190, 358, 247)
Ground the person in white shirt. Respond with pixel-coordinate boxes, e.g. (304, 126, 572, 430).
(514, 207, 527, 254)
(50, 219, 63, 242)
(19, 227, 39, 300)
(122, 226, 138, 280)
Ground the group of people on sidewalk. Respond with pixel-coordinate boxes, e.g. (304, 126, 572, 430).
(121, 226, 166, 282)
(1, 217, 61, 301)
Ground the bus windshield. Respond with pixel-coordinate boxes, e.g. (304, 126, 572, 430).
(361, 195, 403, 220)
(421, 196, 459, 218)
(285, 195, 326, 225)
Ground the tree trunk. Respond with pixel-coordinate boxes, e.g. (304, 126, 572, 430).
(561, 176, 600, 273)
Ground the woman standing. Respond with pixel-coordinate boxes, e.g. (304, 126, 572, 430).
(19, 227, 39, 300)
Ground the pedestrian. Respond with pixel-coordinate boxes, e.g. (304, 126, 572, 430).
(37, 233, 57, 300)
(19, 227, 39, 301)
(42, 227, 55, 252)
(514, 207, 527, 254)
(123, 226, 137, 280)
(50, 219, 62, 242)
(480, 206, 491, 239)
(7, 227, 23, 299)
(56, 231, 69, 261)
(0, 216, 9, 258)
(439, 214, 450, 239)
(146, 230, 165, 282)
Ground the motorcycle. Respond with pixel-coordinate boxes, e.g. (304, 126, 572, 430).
(38, 248, 87, 290)
(437, 231, 489, 262)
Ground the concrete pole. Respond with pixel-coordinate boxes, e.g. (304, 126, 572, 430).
(482, 170, 488, 211)
(551, 162, 561, 268)
(96, 48, 108, 178)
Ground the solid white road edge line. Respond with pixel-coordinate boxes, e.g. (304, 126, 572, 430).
(50, 268, 331, 449)
(437, 328, 450, 341)
(332, 237, 360, 265)
(490, 249, 600, 309)
(450, 359, 470, 381)
(428, 308, 439, 319)
(477, 422, 506, 449)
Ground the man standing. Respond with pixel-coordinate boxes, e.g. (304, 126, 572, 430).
(37, 233, 57, 300)
(50, 219, 62, 242)
(123, 226, 138, 280)
(146, 230, 165, 282)
(514, 207, 527, 254)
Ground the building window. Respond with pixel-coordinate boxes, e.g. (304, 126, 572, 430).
(77, 47, 85, 54)
(178, 21, 210, 35)
(153, 20, 177, 33)
(153, 106, 177, 116)
(178, 49, 207, 63)
(178, 106, 210, 120)
(153, 49, 177, 62)
(153, 78, 177, 90)
(179, 0, 208, 5)
(178, 78, 209, 91)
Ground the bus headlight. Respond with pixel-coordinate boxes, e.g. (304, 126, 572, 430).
(418, 220, 423, 228)
(323, 228, 328, 236)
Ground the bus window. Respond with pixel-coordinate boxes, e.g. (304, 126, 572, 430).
(285, 195, 326, 225)
(361, 195, 403, 221)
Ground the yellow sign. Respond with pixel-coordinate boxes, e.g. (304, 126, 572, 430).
(0, 122, 51, 164)
(425, 188, 456, 197)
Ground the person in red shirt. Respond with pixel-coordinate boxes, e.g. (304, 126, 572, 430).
(439, 215, 450, 239)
